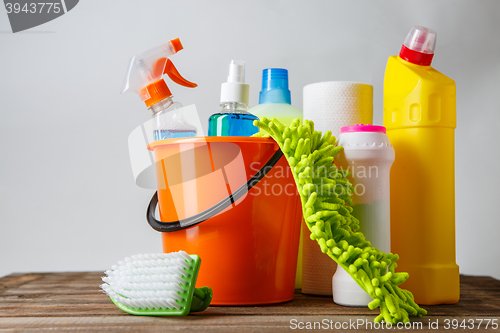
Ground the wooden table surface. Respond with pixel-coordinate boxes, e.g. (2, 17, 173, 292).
(0, 273, 499, 332)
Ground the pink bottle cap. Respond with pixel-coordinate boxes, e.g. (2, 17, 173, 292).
(340, 124, 386, 134)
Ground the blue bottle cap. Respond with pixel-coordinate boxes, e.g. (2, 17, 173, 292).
(259, 68, 291, 104)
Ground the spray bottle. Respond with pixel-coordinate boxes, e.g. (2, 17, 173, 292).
(383, 26, 459, 305)
(121, 38, 198, 140)
(208, 60, 258, 137)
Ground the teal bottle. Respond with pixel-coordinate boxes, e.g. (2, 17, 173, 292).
(208, 103, 258, 136)
(208, 60, 258, 137)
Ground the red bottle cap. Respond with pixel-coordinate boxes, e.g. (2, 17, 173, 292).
(399, 25, 437, 66)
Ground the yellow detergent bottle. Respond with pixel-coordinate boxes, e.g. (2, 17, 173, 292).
(383, 25, 459, 305)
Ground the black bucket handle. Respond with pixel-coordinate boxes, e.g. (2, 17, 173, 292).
(146, 148, 284, 232)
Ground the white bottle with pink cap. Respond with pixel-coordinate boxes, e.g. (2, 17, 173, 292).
(332, 124, 395, 306)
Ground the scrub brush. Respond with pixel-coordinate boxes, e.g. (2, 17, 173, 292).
(101, 251, 213, 316)
(253, 117, 427, 324)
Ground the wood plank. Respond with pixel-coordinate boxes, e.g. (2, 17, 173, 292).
(1, 275, 498, 317)
(0, 274, 44, 294)
(0, 296, 498, 317)
(0, 272, 499, 332)
(1, 316, 500, 332)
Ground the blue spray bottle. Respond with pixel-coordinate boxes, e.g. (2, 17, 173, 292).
(208, 60, 259, 136)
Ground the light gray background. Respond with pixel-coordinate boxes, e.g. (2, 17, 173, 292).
(1, 0, 499, 280)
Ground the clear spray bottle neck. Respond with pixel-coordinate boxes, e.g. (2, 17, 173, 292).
(148, 96, 181, 116)
(220, 101, 249, 114)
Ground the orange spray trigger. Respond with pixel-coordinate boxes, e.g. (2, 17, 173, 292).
(152, 57, 168, 79)
(164, 59, 197, 88)
(151, 58, 197, 88)
(170, 38, 183, 53)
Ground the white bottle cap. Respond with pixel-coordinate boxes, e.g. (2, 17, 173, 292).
(220, 60, 250, 104)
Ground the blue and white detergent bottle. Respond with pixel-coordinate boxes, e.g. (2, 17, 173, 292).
(121, 38, 198, 140)
(249, 68, 302, 126)
(208, 60, 259, 136)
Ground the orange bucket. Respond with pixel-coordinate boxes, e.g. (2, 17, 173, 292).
(147, 136, 302, 305)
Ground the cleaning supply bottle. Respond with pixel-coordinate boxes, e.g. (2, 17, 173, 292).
(333, 124, 395, 306)
(121, 38, 198, 140)
(208, 60, 258, 136)
(383, 25, 459, 305)
(249, 68, 303, 126)
(250, 68, 303, 289)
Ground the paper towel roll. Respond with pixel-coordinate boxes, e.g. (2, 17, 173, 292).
(303, 81, 373, 139)
(301, 219, 336, 296)
(300, 81, 373, 296)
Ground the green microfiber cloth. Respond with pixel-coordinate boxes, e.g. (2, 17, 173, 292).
(253, 117, 426, 324)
